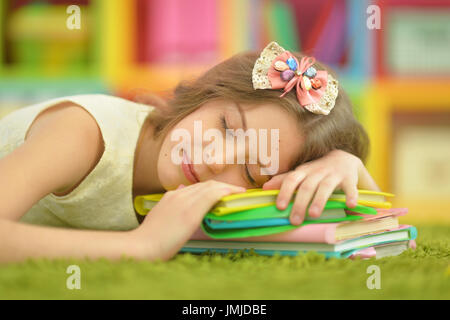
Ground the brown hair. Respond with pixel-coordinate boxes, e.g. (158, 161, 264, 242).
(144, 51, 370, 168)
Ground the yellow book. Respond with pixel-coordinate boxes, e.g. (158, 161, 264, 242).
(134, 194, 164, 216)
(134, 188, 394, 216)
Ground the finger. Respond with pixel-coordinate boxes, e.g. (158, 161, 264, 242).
(276, 171, 307, 210)
(183, 180, 246, 204)
(163, 180, 244, 206)
(263, 161, 314, 190)
(262, 173, 288, 190)
(308, 175, 341, 218)
(163, 181, 245, 233)
(187, 182, 246, 220)
(340, 174, 359, 208)
(177, 179, 245, 194)
(152, 182, 246, 256)
(290, 175, 322, 225)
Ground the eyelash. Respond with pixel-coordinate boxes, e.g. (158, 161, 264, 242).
(220, 115, 256, 187)
(220, 115, 228, 130)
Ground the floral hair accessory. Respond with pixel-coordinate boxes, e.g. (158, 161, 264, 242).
(252, 41, 339, 115)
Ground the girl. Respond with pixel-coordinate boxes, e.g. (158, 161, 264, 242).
(0, 42, 379, 263)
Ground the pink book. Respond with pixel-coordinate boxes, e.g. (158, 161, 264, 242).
(145, 0, 178, 63)
(190, 208, 408, 244)
(145, 0, 218, 64)
(349, 239, 416, 259)
(177, 0, 218, 63)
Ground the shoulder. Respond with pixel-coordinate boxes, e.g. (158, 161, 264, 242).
(25, 101, 105, 195)
(0, 101, 106, 220)
(26, 100, 102, 142)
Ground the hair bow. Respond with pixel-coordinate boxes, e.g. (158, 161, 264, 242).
(252, 41, 339, 115)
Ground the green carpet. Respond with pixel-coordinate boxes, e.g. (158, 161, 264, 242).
(0, 225, 448, 300)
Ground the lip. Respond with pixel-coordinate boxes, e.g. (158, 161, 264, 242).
(181, 149, 200, 184)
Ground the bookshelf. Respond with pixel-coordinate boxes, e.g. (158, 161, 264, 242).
(0, 0, 372, 102)
(366, 0, 450, 223)
(365, 79, 450, 223)
(103, 0, 373, 111)
(102, 0, 225, 98)
(3, 0, 447, 225)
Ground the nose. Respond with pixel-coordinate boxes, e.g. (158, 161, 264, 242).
(204, 136, 248, 175)
(204, 147, 227, 175)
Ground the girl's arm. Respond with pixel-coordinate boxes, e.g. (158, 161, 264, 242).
(0, 219, 143, 263)
(0, 103, 145, 262)
(0, 180, 245, 263)
(0, 103, 246, 263)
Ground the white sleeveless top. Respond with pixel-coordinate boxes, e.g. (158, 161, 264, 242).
(0, 94, 154, 231)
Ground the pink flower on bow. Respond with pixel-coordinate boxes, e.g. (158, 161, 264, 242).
(267, 52, 328, 108)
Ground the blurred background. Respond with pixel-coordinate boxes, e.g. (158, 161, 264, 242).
(0, 0, 449, 224)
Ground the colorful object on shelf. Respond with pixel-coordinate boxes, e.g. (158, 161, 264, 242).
(144, 0, 219, 64)
(252, 41, 339, 115)
(378, 2, 450, 76)
(262, 0, 300, 52)
(6, 3, 90, 75)
(293, 0, 347, 68)
(287, 0, 375, 79)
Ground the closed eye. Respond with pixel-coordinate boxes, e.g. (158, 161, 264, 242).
(220, 115, 227, 130)
(220, 114, 257, 187)
(244, 164, 258, 187)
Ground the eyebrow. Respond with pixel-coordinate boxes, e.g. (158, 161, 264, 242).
(233, 102, 274, 183)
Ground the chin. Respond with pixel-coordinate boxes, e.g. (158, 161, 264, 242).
(160, 175, 180, 191)
(157, 158, 180, 191)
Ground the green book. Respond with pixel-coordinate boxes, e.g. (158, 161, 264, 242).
(201, 201, 377, 239)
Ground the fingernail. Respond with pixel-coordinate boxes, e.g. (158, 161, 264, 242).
(277, 199, 287, 209)
(308, 205, 318, 216)
(177, 184, 185, 189)
(291, 214, 302, 225)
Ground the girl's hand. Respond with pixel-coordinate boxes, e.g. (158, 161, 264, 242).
(262, 149, 364, 225)
(131, 180, 246, 261)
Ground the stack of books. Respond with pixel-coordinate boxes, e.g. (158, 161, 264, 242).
(134, 189, 417, 259)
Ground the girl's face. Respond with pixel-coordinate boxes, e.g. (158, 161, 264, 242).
(157, 100, 304, 190)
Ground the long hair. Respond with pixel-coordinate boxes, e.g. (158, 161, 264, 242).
(140, 51, 370, 168)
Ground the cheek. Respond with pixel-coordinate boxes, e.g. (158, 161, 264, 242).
(210, 165, 251, 188)
(156, 140, 181, 190)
